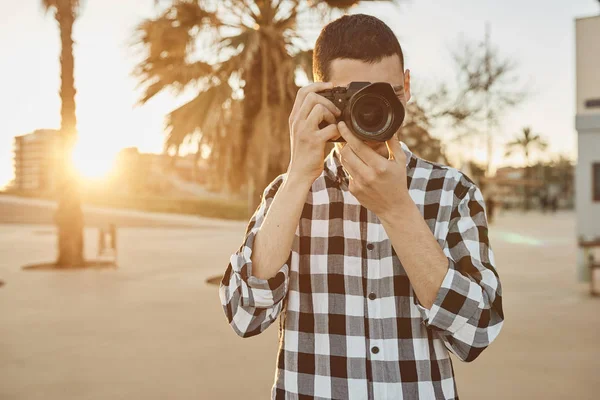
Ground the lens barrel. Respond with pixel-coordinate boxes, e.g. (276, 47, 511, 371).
(351, 94, 393, 138)
(348, 82, 404, 142)
(318, 82, 405, 143)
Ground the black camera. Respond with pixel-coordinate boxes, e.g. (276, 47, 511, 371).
(317, 82, 405, 142)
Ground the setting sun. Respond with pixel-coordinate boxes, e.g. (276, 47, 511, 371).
(471, 146, 488, 165)
(71, 137, 116, 180)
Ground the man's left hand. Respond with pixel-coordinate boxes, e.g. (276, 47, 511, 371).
(337, 121, 412, 218)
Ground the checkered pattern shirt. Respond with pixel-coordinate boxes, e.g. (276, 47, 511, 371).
(219, 142, 504, 400)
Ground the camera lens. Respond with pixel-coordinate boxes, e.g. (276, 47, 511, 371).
(352, 95, 391, 136)
(357, 100, 385, 128)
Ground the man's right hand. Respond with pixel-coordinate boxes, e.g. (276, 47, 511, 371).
(287, 82, 342, 185)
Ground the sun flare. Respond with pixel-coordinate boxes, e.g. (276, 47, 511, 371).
(71, 137, 116, 180)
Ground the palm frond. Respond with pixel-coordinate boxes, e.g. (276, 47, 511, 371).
(41, 0, 81, 13)
(41, 0, 56, 12)
(293, 49, 313, 82)
(220, 29, 253, 51)
(165, 83, 233, 150)
(133, 2, 222, 103)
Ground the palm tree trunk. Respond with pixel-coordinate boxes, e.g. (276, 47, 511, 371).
(55, 5, 84, 267)
(247, 42, 273, 216)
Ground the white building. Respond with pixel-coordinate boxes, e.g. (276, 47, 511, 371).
(575, 14, 600, 282)
(12, 129, 61, 192)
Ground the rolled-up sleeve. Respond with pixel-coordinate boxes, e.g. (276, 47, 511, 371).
(219, 174, 291, 338)
(414, 182, 504, 362)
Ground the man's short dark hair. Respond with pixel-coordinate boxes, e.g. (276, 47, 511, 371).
(313, 14, 405, 82)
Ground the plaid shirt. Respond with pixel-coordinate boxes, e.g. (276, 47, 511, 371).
(220, 142, 504, 400)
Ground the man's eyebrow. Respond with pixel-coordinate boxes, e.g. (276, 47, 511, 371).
(392, 85, 404, 91)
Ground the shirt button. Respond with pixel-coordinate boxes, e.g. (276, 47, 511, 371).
(366, 243, 374, 251)
(371, 346, 379, 354)
(368, 292, 376, 300)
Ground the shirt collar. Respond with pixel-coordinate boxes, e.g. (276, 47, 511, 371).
(323, 140, 413, 189)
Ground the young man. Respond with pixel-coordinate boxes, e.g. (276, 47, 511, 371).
(220, 14, 504, 400)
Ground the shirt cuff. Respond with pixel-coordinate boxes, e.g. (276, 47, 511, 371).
(231, 244, 290, 309)
(413, 258, 483, 334)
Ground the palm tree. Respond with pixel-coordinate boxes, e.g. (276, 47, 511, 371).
(134, 0, 395, 214)
(504, 126, 548, 210)
(42, 0, 85, 267)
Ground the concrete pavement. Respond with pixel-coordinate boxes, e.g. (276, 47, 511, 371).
(0, 194, 245, 228)
(0, 208, 598, 399)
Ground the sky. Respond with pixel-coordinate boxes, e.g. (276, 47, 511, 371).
(0, 0, 598, 188)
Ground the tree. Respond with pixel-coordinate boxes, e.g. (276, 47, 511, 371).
(504, 126, 548, 210)
(445, 23, 528, 176)
(505, 127, 548, 167)
(398, 99, 449, 165)
(550, 154, 575, 199)
(134, 0, 396, 215)
(42, 0, 85, 267)
(531, 154, 575, 208)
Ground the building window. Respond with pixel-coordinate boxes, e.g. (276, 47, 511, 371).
(594, 163, 600, 202)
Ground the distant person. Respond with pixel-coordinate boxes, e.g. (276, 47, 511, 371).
(486, 195, 496, 224)
(219, 14, 504, 400)
(550, 194, 558, 213)
(540, 190, 548, 213)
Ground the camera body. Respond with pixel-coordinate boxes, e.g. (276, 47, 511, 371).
(317, 81, 405, 142)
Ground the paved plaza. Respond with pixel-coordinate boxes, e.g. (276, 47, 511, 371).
(0, 198, 598, 399)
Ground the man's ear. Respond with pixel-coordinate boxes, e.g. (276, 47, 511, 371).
(404, 69, 412, 102)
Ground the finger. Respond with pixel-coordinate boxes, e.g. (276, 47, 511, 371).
(338, 121, 386, 168)
(340, 143, 369, 181)
(298, 91, 341, 121)
(307, 104, 336, 129)
(317, 124, 341, 142)
(290, 82, 335, 121)
(291, 82, 333, 119)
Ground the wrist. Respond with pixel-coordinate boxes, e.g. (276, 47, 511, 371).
(285, 171, 315, 192)
(379, 193, 415, 224)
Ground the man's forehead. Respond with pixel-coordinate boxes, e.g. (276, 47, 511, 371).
(329, 56, 405, 87)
